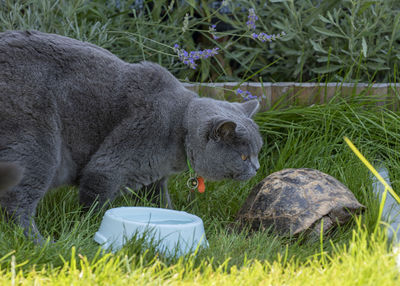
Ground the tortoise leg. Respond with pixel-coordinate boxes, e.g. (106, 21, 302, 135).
(310, 216, 334, 238)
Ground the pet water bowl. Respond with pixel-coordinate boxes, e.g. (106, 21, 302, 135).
(94, 207, 208, 256)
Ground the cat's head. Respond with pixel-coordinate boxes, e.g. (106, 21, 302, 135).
(185, 98, 263, 181)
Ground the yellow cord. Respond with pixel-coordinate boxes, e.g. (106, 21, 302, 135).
(344, 136, 400, 204)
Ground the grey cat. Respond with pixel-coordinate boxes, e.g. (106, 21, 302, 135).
(0, 30, 263, 242)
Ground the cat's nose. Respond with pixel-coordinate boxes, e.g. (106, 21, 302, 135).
(250, 156, 260, 172)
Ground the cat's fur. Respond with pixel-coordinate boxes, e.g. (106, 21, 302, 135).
(0, 30, 263, 242)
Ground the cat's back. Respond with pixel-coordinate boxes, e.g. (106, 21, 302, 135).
(0, 30, 125, 92)
(0, 31, 127, 111)
(0, 30, 122, 66)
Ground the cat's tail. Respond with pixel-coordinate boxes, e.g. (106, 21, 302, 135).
(0, 162, 23, 192)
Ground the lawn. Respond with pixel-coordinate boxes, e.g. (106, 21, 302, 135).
(0, 96, 399, 284)
(1, 0, 400, 284)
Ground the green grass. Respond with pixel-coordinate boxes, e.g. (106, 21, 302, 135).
(0, 96, 399, 284)
(1, 232, 399, 285)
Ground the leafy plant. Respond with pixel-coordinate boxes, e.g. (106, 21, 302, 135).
(2, 0, 399, 83)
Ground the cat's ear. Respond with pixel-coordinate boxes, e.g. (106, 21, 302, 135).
(209, 118, 237, 142)
(241, 100, 260, 117)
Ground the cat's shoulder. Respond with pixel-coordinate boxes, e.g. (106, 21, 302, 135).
(128, 61, 189, 94)
(192, 97, 260, 118)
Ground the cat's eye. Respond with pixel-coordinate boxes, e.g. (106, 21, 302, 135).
(241, 154, 248, 161)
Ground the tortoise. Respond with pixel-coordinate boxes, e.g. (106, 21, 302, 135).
(236, 168, 365, 236)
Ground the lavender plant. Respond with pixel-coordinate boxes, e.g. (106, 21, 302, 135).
(173, 6, 285, 101)
(3, 0, 398, 83)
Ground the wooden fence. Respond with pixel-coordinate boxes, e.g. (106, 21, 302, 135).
(183, 82, 400, 111)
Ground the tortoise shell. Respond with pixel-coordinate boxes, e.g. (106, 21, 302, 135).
(236, 168, 365, 235)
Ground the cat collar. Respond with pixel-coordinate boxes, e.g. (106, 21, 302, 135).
(187, 176, 205, 193)
(186, 158, 205, 193)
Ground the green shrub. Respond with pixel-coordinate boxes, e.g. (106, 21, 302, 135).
(1, 0, 399, 83)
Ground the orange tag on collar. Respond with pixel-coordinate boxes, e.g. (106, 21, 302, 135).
(197, 177, 205, 193)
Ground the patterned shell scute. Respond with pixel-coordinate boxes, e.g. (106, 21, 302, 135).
(237, 168, 365, 235)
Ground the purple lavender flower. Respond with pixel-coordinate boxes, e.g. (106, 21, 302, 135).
(173, 44, 219, 70)
(258, 32, 272, 42)
(235, 87, 258, 101)
(252, 31, 286, 43)
(244, 7, 286, 43)
(246, 8, 258, 30)
(209, 24, 220, 40)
